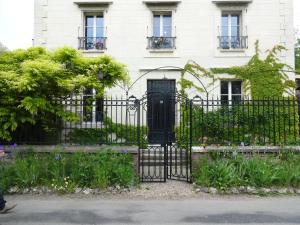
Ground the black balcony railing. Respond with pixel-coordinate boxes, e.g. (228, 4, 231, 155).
(147, 36, 176, 50)
(78, 37, 107, 50)
(218, 36, 248, 50)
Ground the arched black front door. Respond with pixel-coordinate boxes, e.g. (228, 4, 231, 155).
(147, 79, 176, 145)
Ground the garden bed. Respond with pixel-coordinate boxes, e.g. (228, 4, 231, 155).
(0, 150, 137, 194)
(193, 151, 300, 193)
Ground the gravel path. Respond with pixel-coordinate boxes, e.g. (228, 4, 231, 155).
(5, 180, 285, 201)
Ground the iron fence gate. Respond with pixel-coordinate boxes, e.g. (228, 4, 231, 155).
(137, 91, 193, 183)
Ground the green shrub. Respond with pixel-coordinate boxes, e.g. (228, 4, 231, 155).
(191, 99, 299, 146)
(0, 150, 137, 193)
(193, 151, 300, 190)
(69, 129, 108, 145)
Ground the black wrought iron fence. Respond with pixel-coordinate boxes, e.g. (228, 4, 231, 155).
(1, 96, 299, 146)
(1, 96, 140, 146)
(191, 97, 299, 146)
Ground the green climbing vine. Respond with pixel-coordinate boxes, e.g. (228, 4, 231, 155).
(179, 41, 296, 98)
(177, 41, 298, 146)
(211, 41, 295, 98)
(178, 60, 215, 97)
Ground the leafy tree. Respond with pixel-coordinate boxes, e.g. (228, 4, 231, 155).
(0, 47, 129, 140)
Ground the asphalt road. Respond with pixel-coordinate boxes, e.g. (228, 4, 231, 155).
(1, 195, 300, 225)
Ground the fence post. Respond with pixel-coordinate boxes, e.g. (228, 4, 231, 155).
(136, 99, 141, 180)
(189, 99, 193, 183)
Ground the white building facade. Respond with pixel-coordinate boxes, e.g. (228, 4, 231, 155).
(34, 0, 295, 100)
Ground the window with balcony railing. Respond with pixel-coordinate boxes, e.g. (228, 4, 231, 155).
(218, 12, 248, 50)
(147, 12, 176, 49)
(78, 14, 107, 51)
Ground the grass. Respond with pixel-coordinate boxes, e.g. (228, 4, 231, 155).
(0, 150, 137, 193)
(193, 151, 300, 191)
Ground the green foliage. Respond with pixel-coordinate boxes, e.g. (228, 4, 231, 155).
(69, 129, 108, 145)
(212, 41, 295, 98)
(191, 99, 299, 146)
(176, 42, 299, 147)
(0, 47, 129, 141)
(193, 151, 300, 190)
(0, 151, 137, 193)
(179, 60, 215, 96)
(68, 115, 147, 146)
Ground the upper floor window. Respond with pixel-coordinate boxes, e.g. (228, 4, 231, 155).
(221, 80, 242, 105)
(147, 12, 176, 49)
(78, 13, 107, 51)
(218, 12, 247, 50)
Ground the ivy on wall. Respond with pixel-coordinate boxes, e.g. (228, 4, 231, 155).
(180, 41, 296, 98)
(177, 42, 298, 146)
(179, 60, 215, 97)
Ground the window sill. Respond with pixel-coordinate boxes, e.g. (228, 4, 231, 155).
(80, 49, 106, 53)
(148, 49, 175, 53)
(219, 49, 247, 53)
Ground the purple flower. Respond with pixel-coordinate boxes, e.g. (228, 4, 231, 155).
(54, 154, 61, 161)
(122, 150, 128, 154)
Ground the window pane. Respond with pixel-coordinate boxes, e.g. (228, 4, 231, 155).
(231, 15, 240, 27)
(96, 17, 104, 37)
(83, 89, 93, 122)
(86, 16, 94, 27)
(232, 95, 242, 105)
(221, 95, 229, 105)
(96, 27, 104, 37)
(231, 81, 242, 94)
(221, 81, 229, 94)
(96, 98, 104, 122)
(86, 27, 93, 38)
(96, 16, 103, 27)
(84, 89, 93, 95)
(221, 15, 229, 36)
(231, 15, 240, 37)
(163, 15, 172, 37)
(153, 15, 160, 37)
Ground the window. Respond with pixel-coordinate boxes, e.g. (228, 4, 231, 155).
(82, 89, 104, 122)
(153, 13, 172, 37)
(79, 13, 106, 50)
(221, 81, 242, 105)
(148, 12, 175, 49)
(219, 12, 247, 49)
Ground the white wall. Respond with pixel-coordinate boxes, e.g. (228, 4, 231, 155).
(34, 0, 295, 98)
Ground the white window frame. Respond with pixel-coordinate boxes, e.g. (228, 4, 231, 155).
(220, 80, 242, 105)
(221, 12, 242, 38)
(84, 13, 104, 38)
(152, 11, 173, 37)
